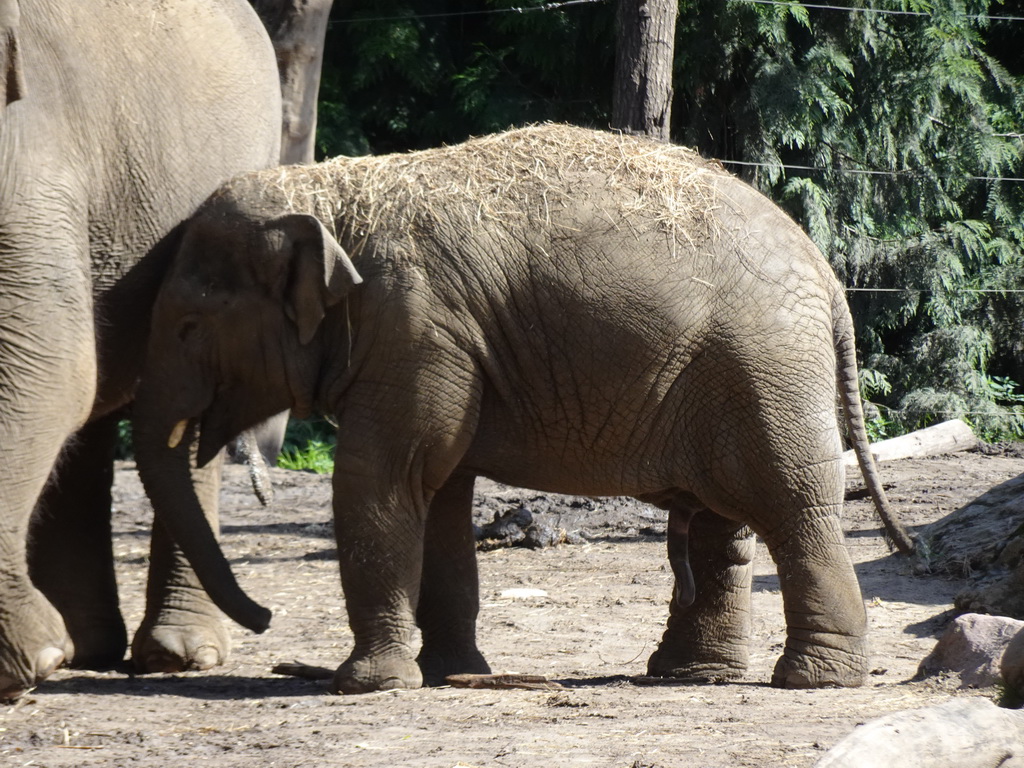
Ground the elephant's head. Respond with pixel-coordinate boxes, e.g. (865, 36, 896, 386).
(133, 193, 362, 630)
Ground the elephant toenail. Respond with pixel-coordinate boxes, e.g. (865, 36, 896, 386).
(36, 647, 66, 680)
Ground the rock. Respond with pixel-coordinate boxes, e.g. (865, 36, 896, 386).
(475, 506, 580, 550)
(918, 613, 1024, 688)
(476, 506, 531, 548)
(912, 467, 1024, 620)
(813, 698, 1024, 768)
(957, 564, 1024, 620)
(915, 471, 1024, 577)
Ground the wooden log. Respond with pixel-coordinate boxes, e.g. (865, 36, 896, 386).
(272, 661, 333, 680)
(843, 419, 977, 469)
(813, 698, 1024, 768)
(446, 674, 564, 691)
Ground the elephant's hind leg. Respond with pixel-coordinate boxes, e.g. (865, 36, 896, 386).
(763, 508, 867, 688)
(416, 472, 490, 685)
(647, 502, 755, 683)
(29, 413, 127, 669)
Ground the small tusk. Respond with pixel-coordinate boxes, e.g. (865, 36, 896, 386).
(167, 419, 189, 449)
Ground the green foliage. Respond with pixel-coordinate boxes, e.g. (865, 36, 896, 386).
(115, 418, 133, 460)
(277, 418, 336, 474)
(685, 0, 1024, 440)
(679, 0, 1024, 440)
(317, 1, 615, 156)
(997, 680, 1024, 709)
(277, 440, 336, 474)
(317, 0, 1024, 440)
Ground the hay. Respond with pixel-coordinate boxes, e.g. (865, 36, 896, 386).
(228, 123, 726, 256)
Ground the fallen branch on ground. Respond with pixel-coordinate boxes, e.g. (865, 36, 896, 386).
(446, 674, 564, 690)
(842, 419, 977, 469)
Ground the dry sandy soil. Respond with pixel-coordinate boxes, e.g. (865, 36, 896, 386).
(2, 448, 1023, 767)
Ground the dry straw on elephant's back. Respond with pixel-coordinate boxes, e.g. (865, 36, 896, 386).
(251, 123, 724, 255)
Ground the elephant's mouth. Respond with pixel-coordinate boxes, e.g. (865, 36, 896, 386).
(164, 411, 235, 469)
(192, 387, 269, 468)
(164, 380, 287, 469)
(199, 402, 240, 468)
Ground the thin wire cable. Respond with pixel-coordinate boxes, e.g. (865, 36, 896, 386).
(729, 0, 1024, 22)
(720, 158, 1024, 184)
(329, 0, 608, 25)
(845, 287, 1024, 293)
(326, 0, 1024, 26)
(877, 410, 1024, 417)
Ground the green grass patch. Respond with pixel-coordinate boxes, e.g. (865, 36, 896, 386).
(277, 417, 336, 474)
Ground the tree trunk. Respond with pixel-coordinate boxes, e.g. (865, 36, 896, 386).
(0, 0, 24, 109)
(611, 0, 677, 141)
(249, 0, 334, 164)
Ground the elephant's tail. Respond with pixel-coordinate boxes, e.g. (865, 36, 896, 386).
(833, 292, 915, 555)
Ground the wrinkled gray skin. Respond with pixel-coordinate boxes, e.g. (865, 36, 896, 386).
(134, 125, 911, 695)
(0, 0, 280, 699)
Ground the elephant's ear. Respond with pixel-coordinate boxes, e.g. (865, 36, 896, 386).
(271, 213, 363, 345)
(0, 1, 26, 109)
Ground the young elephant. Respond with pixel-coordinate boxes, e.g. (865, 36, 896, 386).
(134, 124, 911, 694)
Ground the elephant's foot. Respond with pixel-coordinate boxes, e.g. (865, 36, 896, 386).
(332, 651, 422, 694)
(131, 609, 230, 673)
(646, 646, 747, 684)
(0, 646, 68, 702)
(770, 635, 867, 689)
(0, 589, 73, 701)
(65, 620, 127, 670)
(33, 576, 126, 670)
(417, 646, 491, 687)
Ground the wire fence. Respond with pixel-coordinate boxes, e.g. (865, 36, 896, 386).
(329, 0, 608, 25)
(329, 5, 1024, 186)
(328, 0, 1024, 26)
(323, 0, 1024, 427)
(719, 158, 1024, 185)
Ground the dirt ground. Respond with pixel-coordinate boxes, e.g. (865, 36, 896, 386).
(3, 448, 1023, 768)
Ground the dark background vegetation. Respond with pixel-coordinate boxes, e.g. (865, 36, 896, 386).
(301, 0, 1024, 450)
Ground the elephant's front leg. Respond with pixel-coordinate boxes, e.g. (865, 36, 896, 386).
(131, 449, 230, 673)
(329, 342, 480, 694)
(331, 462, 427, 695)
(416, 472, 490, 685)
(647, 505, 756, 682)
(0, 252, 96, 698)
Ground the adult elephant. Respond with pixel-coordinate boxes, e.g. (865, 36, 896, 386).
(132, 125, 913, 695)
(0, 0, 281, 699)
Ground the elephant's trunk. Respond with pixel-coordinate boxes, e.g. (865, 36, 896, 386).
(133, 381, 271, 634)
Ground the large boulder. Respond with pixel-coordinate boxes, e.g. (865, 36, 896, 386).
(918, 613, 1024, 688)
(813, 698, 1024, 768)
(914, 467, 1024, 619)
